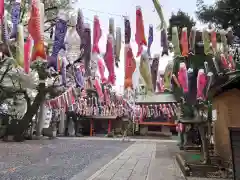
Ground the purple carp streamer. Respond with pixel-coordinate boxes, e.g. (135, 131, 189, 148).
(2, 16, 9, 43)
(51, 17, 67, 70)
(151, 54, 159, 91)
(82, 23, 92, 77)
(161, 28, 168, 56)
(76, 9, 84, 49)
(124, 17, 131, 44)
(147, 25, 153, 57)
(10, 0, 21, 39)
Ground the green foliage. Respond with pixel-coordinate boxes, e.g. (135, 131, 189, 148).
(196, 0, 240, 37)
(167, 10, 196, 41)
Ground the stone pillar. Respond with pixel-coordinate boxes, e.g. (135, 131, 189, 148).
(67, 114, 75, 136)
(36, 101, 46, 137)
(58, 109, 66, 135)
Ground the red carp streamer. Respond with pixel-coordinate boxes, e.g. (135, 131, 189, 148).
(124, 44, 136, 89)
(135, 6, 147, 57)
(28, 0, 46, 61)
(104, 35, 115, 85)
(180, 28, 188, 57)
(92, 16, 102, 54)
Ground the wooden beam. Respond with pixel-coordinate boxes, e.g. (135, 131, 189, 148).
(139, 122, 176, 126)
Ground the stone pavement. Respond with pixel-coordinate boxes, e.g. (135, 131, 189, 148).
(83, 141, 184, 180)
(82, 140, 228, 180)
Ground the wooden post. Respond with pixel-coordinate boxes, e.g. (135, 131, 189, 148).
(108, 120, 112, 134)
(90, 119, 93, 136)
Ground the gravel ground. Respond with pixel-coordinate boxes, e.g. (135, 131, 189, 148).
(0, 139, 132, 180)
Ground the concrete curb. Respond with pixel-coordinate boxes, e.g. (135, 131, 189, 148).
(57, 137, 178, 143)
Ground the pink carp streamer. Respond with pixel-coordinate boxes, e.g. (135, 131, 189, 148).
(220, 53, 229, 69)
(197, 69, 207, 100)
(97, 57, 107, 83)
(91, 16, 102, 77)
(104, 35, 115, 85)
(24, 36, 33, 74)
(178, 62, 188, 93)
(0, 0, 4, 21)
(92, 16, 102, 54)
(94, 78, 104, 101)
(135, 6, 147, 57)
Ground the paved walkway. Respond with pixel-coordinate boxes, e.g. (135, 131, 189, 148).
(80, 141, 184, 180)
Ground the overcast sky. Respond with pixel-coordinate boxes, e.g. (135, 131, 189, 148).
(75, 0, 214, 93)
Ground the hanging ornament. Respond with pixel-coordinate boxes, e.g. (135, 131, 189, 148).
(228, 51, 236, 70)
(16, 24, 24, 67)
(163, 61, 173, 91)
(220, 53, 229, 69)
(197, 69, 207, 100)
(115, 27, 121, 67)
(211, 29, 217, 55)
(154, 105, 158, 117)
(152, 0, 167, 31)
(171, 27, 181, 57)
(202, 28, 211, 55)
(58, 49, 67, 86)
(220, 29, 228, 55)
(65, 13, 81, 65)
(135, 6, 147, 57)
(139, 52, 153, 92)
(74, 64, 84, 88)
(172, 74, 180, 88)
(189, 26, 196, 54)
(212, 57, 220, 74)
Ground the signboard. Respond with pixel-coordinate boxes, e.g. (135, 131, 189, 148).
(229, 127, 240, 180)
(212, 109, 217, 121)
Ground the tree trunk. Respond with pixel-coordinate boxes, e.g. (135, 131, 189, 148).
(18, 83, 47, 136)
(36, 100, 46, 137)
(199, 124, 210, 164)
